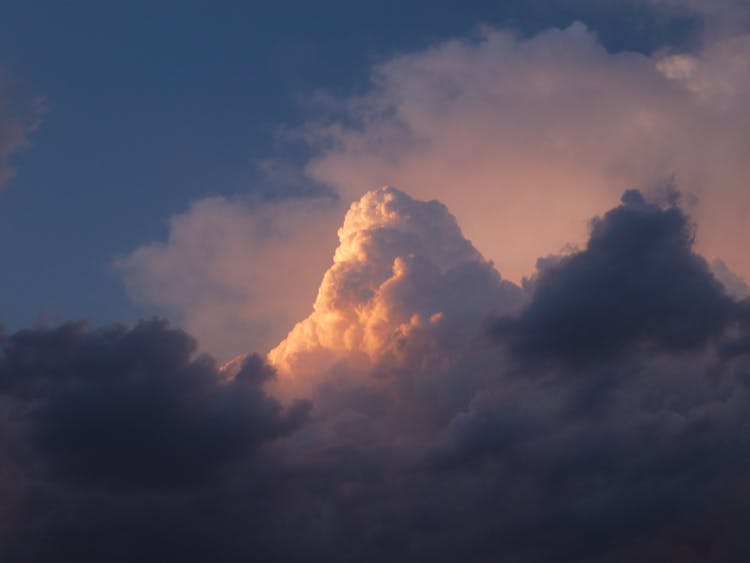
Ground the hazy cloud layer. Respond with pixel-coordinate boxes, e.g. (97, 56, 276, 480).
(116, 196, 339, 360)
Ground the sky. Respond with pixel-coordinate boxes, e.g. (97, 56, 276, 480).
(2, 1, 750, 561)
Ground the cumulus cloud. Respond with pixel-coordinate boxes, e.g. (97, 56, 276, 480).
(5, 188, 750, 561)
(99, 8, 750, 557)
(494, 189, 734, 364)
(305, 23, 750, 287)
(115, 195, 340, 360)
(270, 188, 750, 561)
(0, 319, 309, 490)
(268, 186, 521, 392)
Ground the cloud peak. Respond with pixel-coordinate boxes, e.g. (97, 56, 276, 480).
(268, 186, 521, 386)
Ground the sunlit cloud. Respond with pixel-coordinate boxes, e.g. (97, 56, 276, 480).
(119, 23, 749, 362)
(307, 23, 750, 286)
(268, 186, 521, 397)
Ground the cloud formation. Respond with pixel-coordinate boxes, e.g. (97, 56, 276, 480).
(90, 5, 750, 557)
(306, 23, 750, 287)
(0, 319, 309, 561)
(494, 190, 734, 364)
(11, 188, 750, 561)
(116, 196, 339, 360)
(269, 186, 521, 392)
(270, 187, 750, 561)
(119, 19, 750, 361)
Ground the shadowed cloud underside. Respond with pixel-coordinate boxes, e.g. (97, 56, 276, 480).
(3, 191, 750, 562)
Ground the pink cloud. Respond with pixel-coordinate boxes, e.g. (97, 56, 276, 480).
(116, 195, 340, 360)
(306, 24, 750, 285)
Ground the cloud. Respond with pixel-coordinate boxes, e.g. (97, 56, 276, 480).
(268, 186, 521, 391)
(115, 195, 340, 360)
(97, 10, 750, 557)
(0, 318, 310, 562)
(305, 23, 750, 288)
(426, 190, 750, 560)
(5, 189, 750, 561)
(0, 319, 308, 492)
(493, 189, 734, 364)
(264, 188, 750, 561)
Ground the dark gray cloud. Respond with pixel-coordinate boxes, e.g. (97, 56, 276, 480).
(0, 319, 308, 492)
(0, 319, 311, 562)
(494, 190, 736, 365)
(2, 192, 750, 562)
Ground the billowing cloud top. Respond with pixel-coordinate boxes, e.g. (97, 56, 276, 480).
(268, 186, 521, 389)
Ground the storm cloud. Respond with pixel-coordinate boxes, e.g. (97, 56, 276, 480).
(0, 319, 309, 561)
(4, 188, 750, 561)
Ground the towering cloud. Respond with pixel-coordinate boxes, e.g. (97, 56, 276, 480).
(269, 186, 521, 389)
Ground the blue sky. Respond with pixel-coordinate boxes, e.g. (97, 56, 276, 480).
(0, 0, 704, 330)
